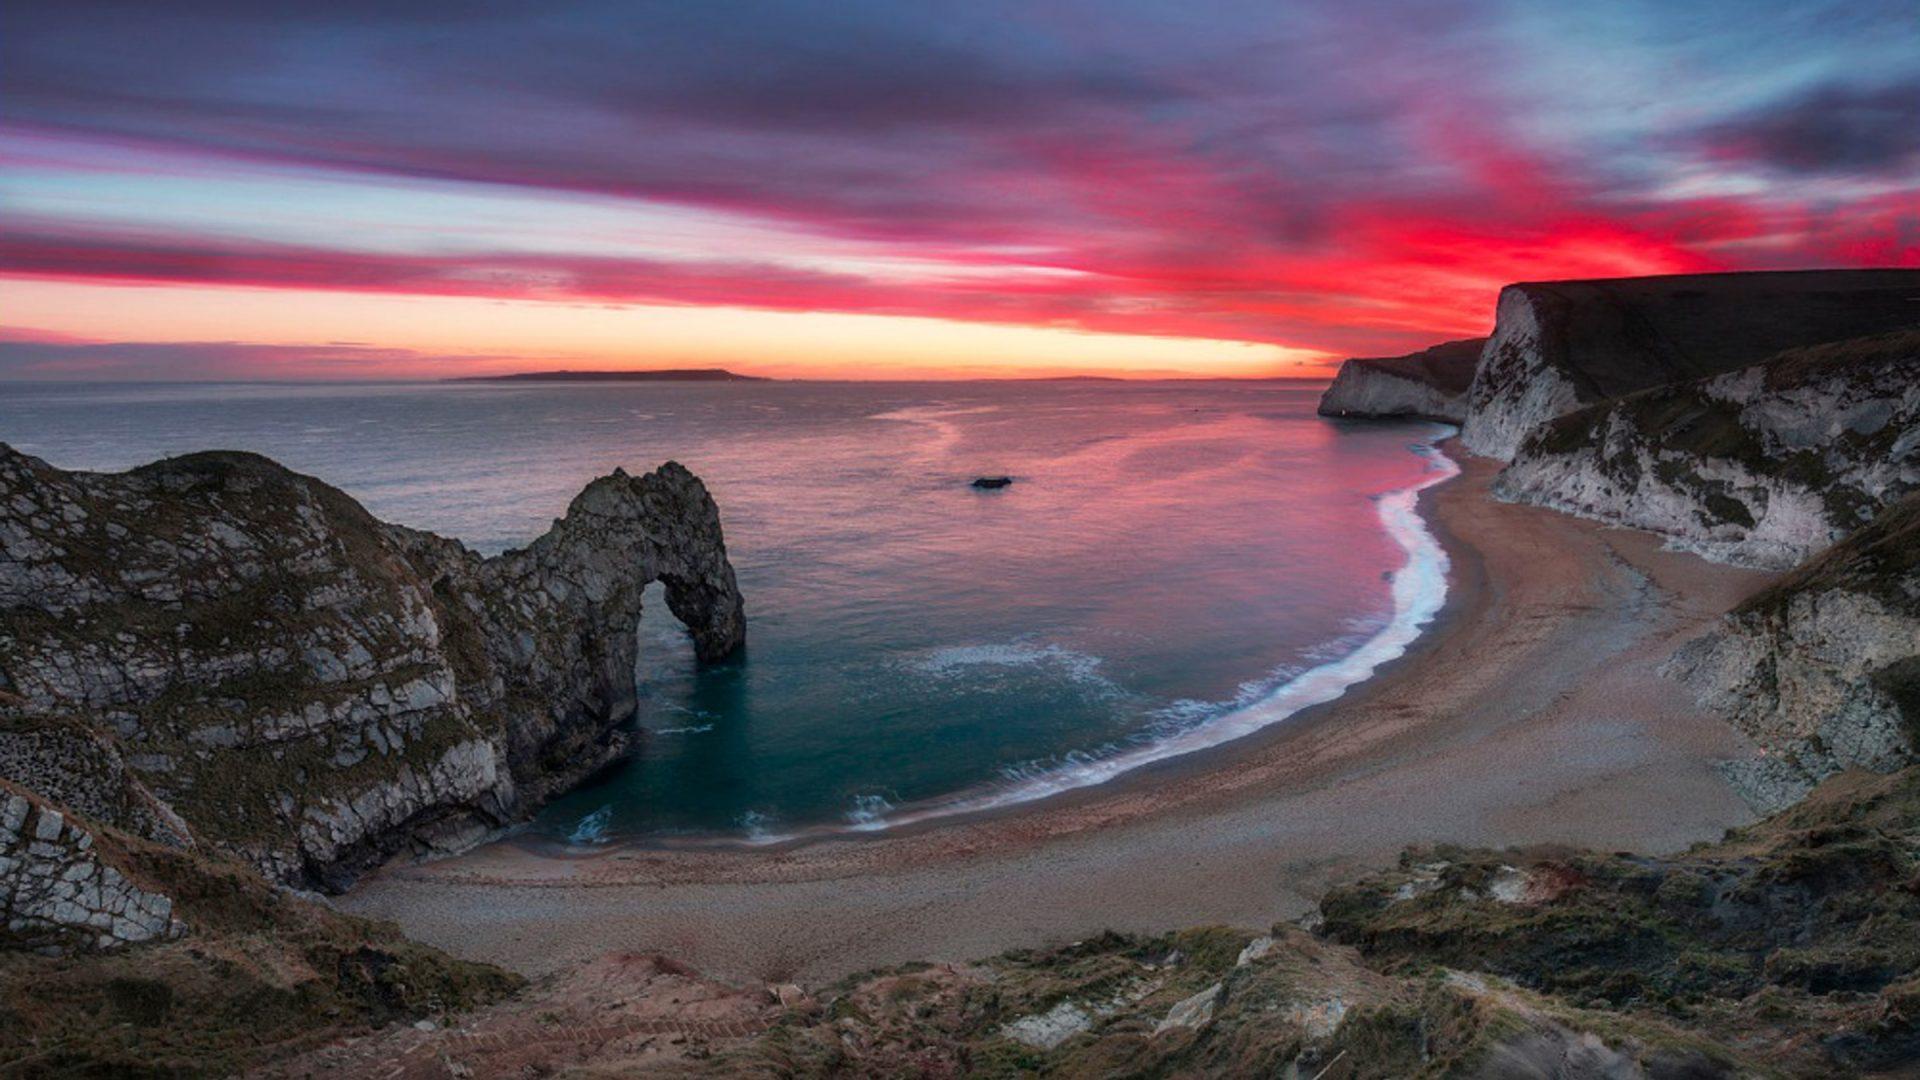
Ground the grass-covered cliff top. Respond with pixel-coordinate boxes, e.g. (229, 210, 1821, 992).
(1739, 492, 1920, 622)
(1500, 269, 1920, 403)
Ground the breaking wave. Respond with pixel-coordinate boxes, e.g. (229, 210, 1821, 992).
(567, 805, 613, 845)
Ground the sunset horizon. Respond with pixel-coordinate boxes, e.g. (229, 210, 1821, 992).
(6, 1, 1916, 381)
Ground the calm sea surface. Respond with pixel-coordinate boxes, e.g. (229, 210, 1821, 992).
(0, 379, 1454, 843)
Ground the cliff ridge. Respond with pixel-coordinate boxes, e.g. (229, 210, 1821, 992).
(1317, 337, 1485, 423)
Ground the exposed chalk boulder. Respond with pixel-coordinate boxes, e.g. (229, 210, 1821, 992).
(0, 446, 744, 890)
(1460, 270, 1920, 460)
(0, 784, 180, 953)
(1317, 337, 1485, 423)
(1668, 494, 1920, 813)
(1494, 329, 1920, 569)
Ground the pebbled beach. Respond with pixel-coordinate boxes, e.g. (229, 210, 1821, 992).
(339, 452, 1775, 985)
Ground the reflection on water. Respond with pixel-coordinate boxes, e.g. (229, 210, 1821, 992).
(1, 378, 1449, 840)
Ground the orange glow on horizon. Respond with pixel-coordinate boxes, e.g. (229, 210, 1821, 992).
(1, 278, 1336, 381)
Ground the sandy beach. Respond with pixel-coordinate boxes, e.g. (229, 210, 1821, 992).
(339, 452, 1776, 985)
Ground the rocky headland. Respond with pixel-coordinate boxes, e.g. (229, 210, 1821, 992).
(0, 446, 744, 893)
(1459, 269, 1920, 460)
(1316, 337, 1486, 423)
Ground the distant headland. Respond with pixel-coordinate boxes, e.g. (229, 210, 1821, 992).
(450, 369, 771, 383)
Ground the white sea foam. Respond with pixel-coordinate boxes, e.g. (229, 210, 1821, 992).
(845, 793, 896, 829)
(736, 809, 785, 844)
(567, 805, 613, 845)
(652, 723, 715, 735)
(912, 642, 1119, 697)
(797, 431, 1461, 836)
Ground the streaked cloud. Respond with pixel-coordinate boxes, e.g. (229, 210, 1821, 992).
(1, 0, 1915, 377)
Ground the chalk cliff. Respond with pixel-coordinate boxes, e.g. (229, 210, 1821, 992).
(1668, 493, 1920, 814)
(1459, 270, 1920, 460)
(0, 446, 744, 890)
(1316, 337, 1485, 423)
(1494, 329, 1920, 569)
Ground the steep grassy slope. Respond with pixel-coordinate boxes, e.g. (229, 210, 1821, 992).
(1496, 329, 1920, 569)
(0, 792, 519, 1077)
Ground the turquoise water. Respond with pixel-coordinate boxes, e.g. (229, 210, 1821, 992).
(0, 379, 1453, 843)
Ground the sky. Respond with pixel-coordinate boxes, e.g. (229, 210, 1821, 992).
(2, 0, 1917, 380)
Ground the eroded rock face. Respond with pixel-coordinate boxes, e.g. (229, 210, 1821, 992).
(0, 446, 744, 890)
(1494, 330, 1920, 569)
(1668, 495, 1920, 813)
(1459, 270, 1920, 460)
(1316, 337, 1485, 423)
(0, 785, 179, 952)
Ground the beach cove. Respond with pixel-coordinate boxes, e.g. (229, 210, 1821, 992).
(340, 453, 1775, 984)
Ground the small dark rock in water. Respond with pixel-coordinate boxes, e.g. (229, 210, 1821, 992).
(971, 476, 1014, 489)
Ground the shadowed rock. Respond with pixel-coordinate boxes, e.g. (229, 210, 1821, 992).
(1669, 491, 1920, 812)
(0, 445, 744, 890)
(1317, 337, 1485, 423)
(1461, 269, 1920, 460)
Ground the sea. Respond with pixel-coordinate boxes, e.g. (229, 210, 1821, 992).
(0, 379, 1456, 845)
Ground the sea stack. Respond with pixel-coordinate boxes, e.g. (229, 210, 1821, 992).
(0, 446, 745, 891)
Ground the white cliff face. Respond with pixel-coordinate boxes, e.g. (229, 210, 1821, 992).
(1457, 271, 1920, 462)
(1317, 338, 1484, 423)
(1318, 364, 1466, 423)
(1665, 496, 1920, 814)
(1493, 332, 1920, 570)
(1460, 288, 1582, 460)
(0, 447, 745, 890)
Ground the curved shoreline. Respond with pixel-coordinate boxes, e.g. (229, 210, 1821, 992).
(340, 454, 1778, 984)
(568, 428, 1463, 851)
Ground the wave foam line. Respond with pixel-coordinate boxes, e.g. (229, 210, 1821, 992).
(848, 432, 1458, 835)
(719, 430, 1460, 847)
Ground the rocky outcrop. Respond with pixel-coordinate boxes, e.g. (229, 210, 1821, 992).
(0, 787, 522, 1070)
(1668, 494, 1920, 813)
(1317, 337, 1485, 423)
(1494, 329, 1920, 569)
(0, 784, 179, 952)
(1460, 270, 1920, 460)
(1317, 766, 1920, 1076)
(0, 446, 744, 890)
